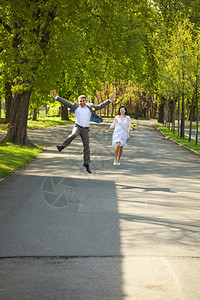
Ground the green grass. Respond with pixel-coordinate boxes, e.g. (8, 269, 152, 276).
(0, 116, 75, 131)
(192, 124, 200, 130)
(156, 125, 200, 154)
(0, 123, 8, 131)
(27, 116, 75, 129)
(0, 143, 42, 179)
(0, 116, 75, 179)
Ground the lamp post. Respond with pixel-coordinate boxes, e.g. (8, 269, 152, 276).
(179, 54, 190, 138)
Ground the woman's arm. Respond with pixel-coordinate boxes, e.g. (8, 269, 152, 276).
(127, 116, 131, 138)
(104, 127, 112, 133)
(104, 116, 117, 132)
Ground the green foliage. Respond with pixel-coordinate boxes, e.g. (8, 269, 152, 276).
(0, 0, 160, 104)
(0, 0, 58, 93)
(154, 0, 200, 30)
(1, 0, 199, 126)
(155, 17, 200, 114)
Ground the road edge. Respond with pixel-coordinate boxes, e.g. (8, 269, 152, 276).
(155, 126, 200, 157)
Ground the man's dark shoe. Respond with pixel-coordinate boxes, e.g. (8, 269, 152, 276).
(57, 145, 64, 152)
(83, 163, 92, 174)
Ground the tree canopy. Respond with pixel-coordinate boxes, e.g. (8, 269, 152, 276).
(0, 0, 199, 144)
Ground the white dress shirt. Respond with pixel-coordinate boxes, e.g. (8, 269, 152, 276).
(75, 106, 91, 127)
(54, 95, 91, 127)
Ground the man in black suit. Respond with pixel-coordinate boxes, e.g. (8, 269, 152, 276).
(50, 90, 115, 173)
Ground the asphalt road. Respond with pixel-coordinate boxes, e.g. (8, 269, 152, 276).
(0, 120, 200, 300)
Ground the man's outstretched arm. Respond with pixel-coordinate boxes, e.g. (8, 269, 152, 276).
(50, 90, 74, 109)
(93, 93, 115, 110)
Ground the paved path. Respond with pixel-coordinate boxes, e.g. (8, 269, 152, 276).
(0, 120, 200, 299)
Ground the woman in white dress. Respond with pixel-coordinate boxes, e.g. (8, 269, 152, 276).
(105, 106, 132, 165)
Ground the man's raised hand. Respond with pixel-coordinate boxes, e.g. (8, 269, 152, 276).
(50, 90, 57, 98)
(109, 93, 115, 102)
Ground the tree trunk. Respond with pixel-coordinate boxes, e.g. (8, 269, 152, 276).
(195, 87, 199, 145)
(189, 96, 194, 142)
(4, 82, 13, 124)
(61, 105, 69, 120)
(172, 100, 176, 134)
(32, 108, 38, 121)
(158, 102, 164, 124)
(3, 91, 34, 146)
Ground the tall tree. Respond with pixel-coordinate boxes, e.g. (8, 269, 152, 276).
(0, 0, 59, 144)
(0, 0, 159, 146)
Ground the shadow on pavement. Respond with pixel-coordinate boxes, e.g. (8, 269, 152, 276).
(0, 173, 125, 299)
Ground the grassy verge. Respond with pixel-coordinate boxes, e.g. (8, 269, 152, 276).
(0, 143, 42, 179)
(0, 116, 75, 179)
(0, 116, 75, 131)
(27, 116, 75, 129)
(156, 125, 200, 155)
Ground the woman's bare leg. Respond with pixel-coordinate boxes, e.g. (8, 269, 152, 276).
(118, 146, 123, 163)
(114, 142, 121, 163)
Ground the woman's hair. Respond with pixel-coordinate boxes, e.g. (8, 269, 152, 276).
(118, 106, 128, 115)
